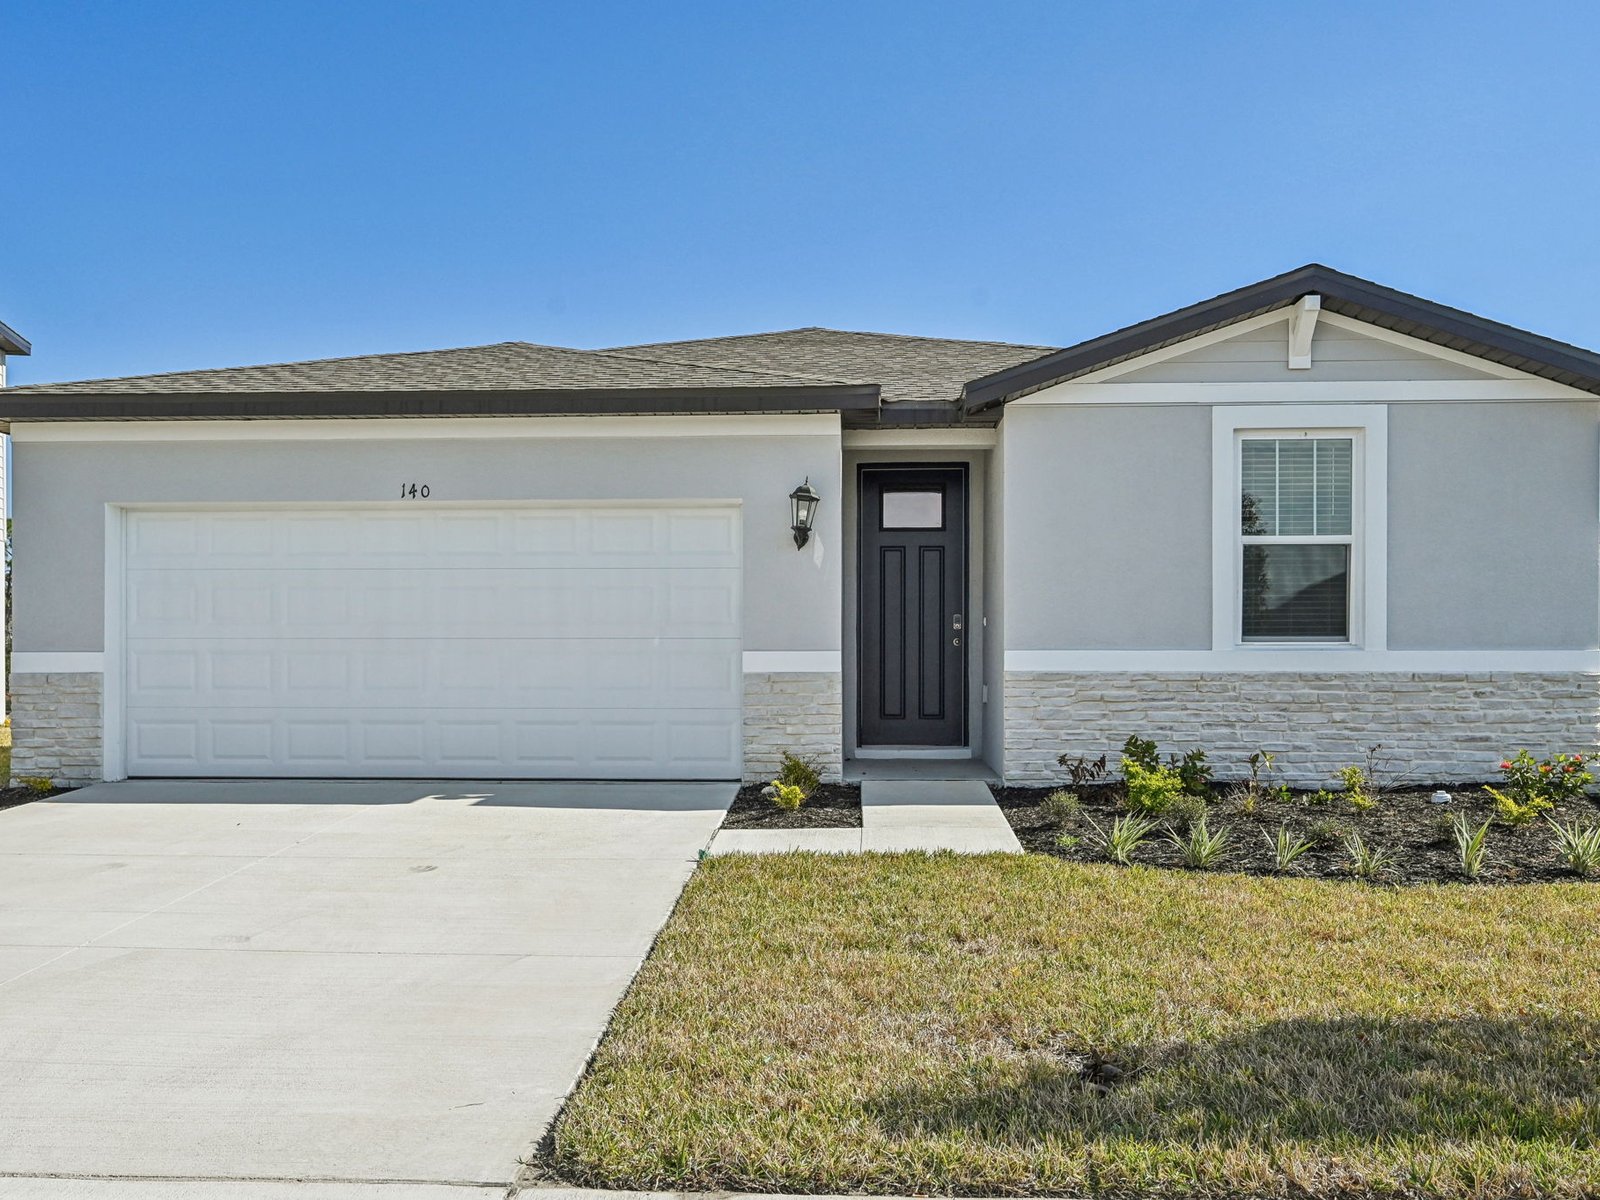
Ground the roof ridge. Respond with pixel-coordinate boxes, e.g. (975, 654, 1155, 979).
(592, 343, 858, 385)
(610, 326, 1057, 353)
(8, 340, 540, 392)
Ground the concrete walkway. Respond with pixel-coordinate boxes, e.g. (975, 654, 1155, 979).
(0, 779, 732, 1195)
(708, 778, 1020, 855)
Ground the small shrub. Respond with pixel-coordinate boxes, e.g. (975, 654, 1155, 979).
(1485, 750, 1592, 825)
(1226, 782, 1256, 816)
(1428, 811, 1458, 844)
(1308, 817, 1350, 847)
(1169, 816, 1231, 869)
(1172, 748, 1212, 795)
(777, 752, 821, 797)
(1089, 812, 1158, 866)
(1057, 753, 1109, 788)
(1264, 823, 1314, 872)
(1164, 791, 1208, 832)
(1120, 735, 1161, 775)
(766, 780, 806, 811)
(1451, 814, 1492, 880)
(20, 776, 55, 796)
(1270, 783, 1293, 804)
(1040, 789, 1082, 827)
(1122, 759, 1186, 815)
(1336, 764, 1377, 811)
(1055, 833, 1082, 853)
(1308, 789, 1339, 806)
(1548, 818, 1600, 877)
(1344, 831, 1396, 882)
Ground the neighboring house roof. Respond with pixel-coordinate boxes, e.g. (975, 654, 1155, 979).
(0, 319, 30, 356)
(604, 328, 1056, 406)
(961, 263, 1600, 412)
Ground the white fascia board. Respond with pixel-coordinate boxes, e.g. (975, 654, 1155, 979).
(1063, 311, 1291, 385)
(11, 413, 843, 442)
(843, 428, 997, 449)
(1006, 649, 1600, 673)
(742, 650, 841, 672)
(1012, 379, 1590, 406)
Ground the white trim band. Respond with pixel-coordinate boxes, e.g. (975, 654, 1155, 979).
(12, 652, 105, 673)
(1006, 649, 1600, 673)
(743, 650, 842, 673)
(11, 414, 843, 443)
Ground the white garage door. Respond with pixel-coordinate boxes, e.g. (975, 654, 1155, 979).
(121, 506, 743, 779)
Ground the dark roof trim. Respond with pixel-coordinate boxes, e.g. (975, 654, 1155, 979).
(961, 264, 1600, 412)
(0, 384, 880, 422)
(0, 319, 30, 356)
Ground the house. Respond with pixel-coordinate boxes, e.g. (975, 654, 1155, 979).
(0, 318, 32, 723)
(1, 264, 1596, 788)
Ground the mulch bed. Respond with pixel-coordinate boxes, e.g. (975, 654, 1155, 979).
(993, 781, 1600, 885)
(0, 784, 75, 812)
(721, 783, 862, 829)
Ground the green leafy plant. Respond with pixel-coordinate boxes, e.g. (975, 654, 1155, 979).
(1270, 783, 1293, 805)
(1451, 814, 1492, 880)
(1055, 833, 1082, 853)
(19, 776, 54, 796)
(777, 752, 821, 797)
(1057, 752, 1109, 788)
(1547, 818, 1600, 877)
(1227, 782, 1257, 816)
(1169, 815, 1231, 869)
(1041, 789, 1082, 827)
(1089, 812, 1159, 866)
(1336, 764, 1377, 811)
(1164, 790, 1208, 833)
(1122, 759, 1186, 816)
(1485, 750, 1593, 825)
(1344, 831, 1396, 882)
(766, 780, 807, 811)
(1120, 735, 1161, 775)
(1172, 748, 1212, 795)
(1264, 823, 1314, 872)
(1308, 789, 1338, 806)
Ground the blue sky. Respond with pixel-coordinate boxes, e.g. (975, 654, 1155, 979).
(4, 1, 1599, 384)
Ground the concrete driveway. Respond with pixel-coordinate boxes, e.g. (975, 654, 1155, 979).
(0, 779, 731, 1196)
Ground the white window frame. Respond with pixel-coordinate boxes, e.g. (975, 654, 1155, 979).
(1211, 404, 1387, 655)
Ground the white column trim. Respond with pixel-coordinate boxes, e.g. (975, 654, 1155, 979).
(11, 652, 106, 673)
(1006, 649, 1600, 673)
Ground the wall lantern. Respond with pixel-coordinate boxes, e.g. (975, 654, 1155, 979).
(789, 478, 821, 549)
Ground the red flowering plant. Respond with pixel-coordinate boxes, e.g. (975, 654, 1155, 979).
(1485, 749, 1594, 825)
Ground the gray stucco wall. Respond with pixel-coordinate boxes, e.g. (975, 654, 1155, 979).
(1001, 404, 1212, 650)
(12, 424, 842, 655)
(1387, 401, 1600, 648)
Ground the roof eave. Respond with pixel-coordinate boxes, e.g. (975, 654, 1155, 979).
(0, 319, 31, 357)
(960, 264, 1600, 412)
(0, 384, 881, 421)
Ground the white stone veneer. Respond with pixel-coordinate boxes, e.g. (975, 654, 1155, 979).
(742, 671, 843, 784)
(1004, 671, 1600, 787)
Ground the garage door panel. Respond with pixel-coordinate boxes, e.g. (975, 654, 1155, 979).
(122, 506, 744, 780)
(124, 568, 740, 640)
(126, 638, 741, 710)
(126, 708, 741, 778)
(127, 508, 741, 571)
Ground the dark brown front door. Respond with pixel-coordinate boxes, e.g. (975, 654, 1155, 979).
(858, 465, 967, 747)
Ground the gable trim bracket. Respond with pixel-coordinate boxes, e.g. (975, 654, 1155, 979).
(1287, 294, 1320, 369)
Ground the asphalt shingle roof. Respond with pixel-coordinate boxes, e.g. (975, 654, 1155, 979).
(5, 328, 1056, 410)
(604, 328, 1057, 405)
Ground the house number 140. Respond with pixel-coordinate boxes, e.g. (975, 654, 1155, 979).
(400, 483, 431, 499)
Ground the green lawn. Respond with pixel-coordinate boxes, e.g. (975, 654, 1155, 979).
(551, 853, 1600, 1199)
